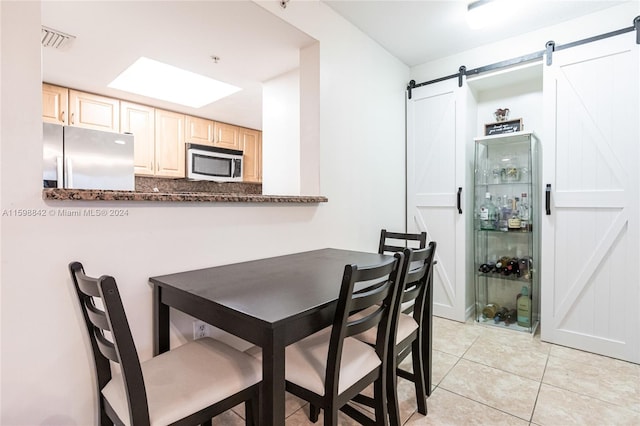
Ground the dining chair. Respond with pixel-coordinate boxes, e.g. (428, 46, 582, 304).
(69, 261, 262, 426)
(353, 243, 437, 425)
(283, 253, 404, 426)
(378, 229, 427, 254)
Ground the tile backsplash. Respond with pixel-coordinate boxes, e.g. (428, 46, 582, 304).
(135, 176, 262, 195)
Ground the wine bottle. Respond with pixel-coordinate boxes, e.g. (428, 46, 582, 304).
(478, 262, 496, 273)
(504, 308, 518, 325)
(493, 306, 508, 323)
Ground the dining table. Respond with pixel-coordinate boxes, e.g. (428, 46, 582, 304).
(149, 248, 433, 425)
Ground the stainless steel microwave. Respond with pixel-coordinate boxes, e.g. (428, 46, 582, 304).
(186, 143, 243, 182)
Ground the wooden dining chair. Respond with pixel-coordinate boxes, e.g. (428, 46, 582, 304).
(378, 229, 427, 254)
(353, 243, 436, 425)
(283, 253, 404, 426)
(69, 261, 262, 426)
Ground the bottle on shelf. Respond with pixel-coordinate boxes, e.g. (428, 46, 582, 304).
(493, 306, 508, 323)
(504, 308, 518, 325)
(481, 303, 499, 320)
(519, 257, 532, 280)
(498, 195, 510, 231)
(508, 197, 521, 230)
(517, 285, 532, 327)
(519, 192, 530, 231)
(479, 192, 498, 230)
(478, 262, 496, 273)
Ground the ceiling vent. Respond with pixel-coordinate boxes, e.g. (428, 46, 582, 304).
(41, 26, 75, 49)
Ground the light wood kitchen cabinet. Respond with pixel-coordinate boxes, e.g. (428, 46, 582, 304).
(185, 116, 214, 146)
(121, 101, 155, 176)
(240, 127, 262, 183)
(42, 83, 68, 124)
(213, 121, 240, 150)
(154, 109, 185, 178)
(69, 90, 120, 132)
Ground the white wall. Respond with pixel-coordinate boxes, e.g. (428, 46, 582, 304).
(0, 2, 408, 425)
(262, 68, 301, 196)
(411, 2, 640, 83)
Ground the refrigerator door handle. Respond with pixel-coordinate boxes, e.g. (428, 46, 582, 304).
(457, 187, 463, 214)
(56, 156, 64, 188)
(66, 157, 73, 188)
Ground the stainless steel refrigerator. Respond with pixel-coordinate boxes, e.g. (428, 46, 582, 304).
(43, 123, 135, 190)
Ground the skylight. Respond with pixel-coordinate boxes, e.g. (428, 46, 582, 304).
(108, 57, 241, 108)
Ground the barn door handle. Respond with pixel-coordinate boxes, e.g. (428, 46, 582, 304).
(545, 184, 552, 215)
(457, 187, 462, 214)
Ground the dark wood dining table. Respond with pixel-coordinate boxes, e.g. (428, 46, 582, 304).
(149, 248, 433, 425)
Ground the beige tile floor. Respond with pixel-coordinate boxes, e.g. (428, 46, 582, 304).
(219, 316, 640, 425)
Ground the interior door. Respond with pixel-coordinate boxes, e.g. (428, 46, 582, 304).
(541, 32, 639, 363)
(406, 79, 471, 322)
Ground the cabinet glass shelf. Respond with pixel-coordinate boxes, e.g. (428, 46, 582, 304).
(473, 131, 540, 334)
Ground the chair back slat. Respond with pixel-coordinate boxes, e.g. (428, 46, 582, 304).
(84, 300, 111, 331)
(378, 229, 427, 255)
(95, 329, 119, 362)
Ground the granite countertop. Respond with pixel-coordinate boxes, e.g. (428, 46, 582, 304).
(42, 188, 328, 203)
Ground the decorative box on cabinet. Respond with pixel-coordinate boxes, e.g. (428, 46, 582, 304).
(473, 131, 540, 333)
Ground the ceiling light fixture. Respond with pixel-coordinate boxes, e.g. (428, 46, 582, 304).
(467, 0, 516, 30)
(108, 57, 241, 108)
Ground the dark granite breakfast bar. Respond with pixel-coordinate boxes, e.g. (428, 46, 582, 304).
(42, 188, 328, 203)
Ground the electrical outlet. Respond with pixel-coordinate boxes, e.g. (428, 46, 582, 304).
(193, 320, 209, 340)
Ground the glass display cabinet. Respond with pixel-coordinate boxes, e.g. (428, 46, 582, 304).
(473, 131, 540, 333)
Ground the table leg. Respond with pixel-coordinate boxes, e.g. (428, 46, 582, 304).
(261, 331, 286, 426)
(153, 285, 170, 356)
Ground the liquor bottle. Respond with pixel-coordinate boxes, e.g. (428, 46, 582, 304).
(508, 197, 521, 230)
(479, 192, 497, 230)
(517, 285, 532, 327)
(498, 195, 511, 231)
(519, 192, 530, 231)
(481, 303, 499, 320)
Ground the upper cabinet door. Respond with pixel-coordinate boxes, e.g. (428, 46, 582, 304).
(213, 121, 240, 150)
(155, 109, 185, 178)
(42, 83, 68, 125)
(240, 128, 262, 183)
(541, 32, 639, 363)
(68, 90, 120, 132)
(121, 101, 155, 176)
(185, 116, 214, 146)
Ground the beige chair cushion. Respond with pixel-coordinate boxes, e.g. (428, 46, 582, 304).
(102, 338, 262, 426)
(284, 327, 381, 396)
(352, 306, 419, 345)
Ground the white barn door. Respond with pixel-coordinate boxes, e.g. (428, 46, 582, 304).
(407, 79, 471, 322)
(541, 32, 639, 363)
